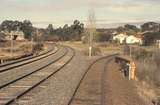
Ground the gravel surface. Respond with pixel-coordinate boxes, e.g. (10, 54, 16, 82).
(16, 49, 89, 105)
(70, 58, 108, 105)
(0, 47, 66, 87)
(0, 47, 71, 105)
(104, 60, 149, 105)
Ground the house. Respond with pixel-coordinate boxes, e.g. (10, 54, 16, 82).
(113, 33, 128, 44)
(113, 33, 143, 45)
(11, 31, 25, 40)
(126, 35, 143, 45)
(1, 30, 25, 40)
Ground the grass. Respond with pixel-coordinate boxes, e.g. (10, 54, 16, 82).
(125, 46, 160, 103)
(0, 41, 44, 61)
(61, 41, 121, 56)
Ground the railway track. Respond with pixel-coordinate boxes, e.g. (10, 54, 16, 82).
(0, 45, 59, 73)
(0, 46, 75, 105)
(101, 57, 114, 105)
(68, 54, 118, 105)
(0, 44, 56, 68)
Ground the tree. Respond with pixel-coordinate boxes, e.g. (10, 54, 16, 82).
(0, 20, 23, 32)
(46, 24, 54, 34)
(54, 20, 84, 41)
(117, 26, 126, 33)
(22, 20, 33, 39)
(143, 32, 160, 46)
(141, 22, 160, 32)
(124, 24, 138, 31)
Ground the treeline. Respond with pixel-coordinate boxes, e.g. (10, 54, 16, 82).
(0, 20, 84, 41)
(117, 22, 160, 34)
(0, 19, 160, 45)
(46, 20, 84, 41)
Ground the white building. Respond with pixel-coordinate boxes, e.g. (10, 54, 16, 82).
(126, 35, 143, 45)
(1, 31, 25, 40)
(11, 31, 25, 40)
(113, 33, 128, 44)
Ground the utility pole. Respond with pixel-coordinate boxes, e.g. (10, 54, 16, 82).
(88, 8, 96, 58)
(129, 46, 132, 58)
(10, 32, 14, 57)
(31, 33, 33, 53)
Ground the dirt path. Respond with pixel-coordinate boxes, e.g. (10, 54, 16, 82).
(70, 58, 148, 105)
(70, 58, 107, 105)
(104, 60, 148, 105)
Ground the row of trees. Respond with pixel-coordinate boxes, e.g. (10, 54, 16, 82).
(0, 20, 85, 41)
(46, 20, 84, 41)
(117, 22, 160, 34)
(117, 24, 140, 35)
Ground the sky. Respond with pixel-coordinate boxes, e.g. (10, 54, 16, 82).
(0, 0, 160, 28)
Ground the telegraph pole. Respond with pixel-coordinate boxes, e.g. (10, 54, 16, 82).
(10, 32, 14, 57)
(31, 33, 33, 53)
(88, 8, 96, 57)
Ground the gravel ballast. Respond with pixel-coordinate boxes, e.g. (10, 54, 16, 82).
(23, 50, 89, 105)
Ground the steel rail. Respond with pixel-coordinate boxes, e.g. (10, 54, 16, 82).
(67, 53, 118, 105)
(0, 46, 66, 90)
(0, 46, 59, 73)
(4, 46, 75, 105)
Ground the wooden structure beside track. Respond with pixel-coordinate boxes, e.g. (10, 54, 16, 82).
(115, 55, 136, 80)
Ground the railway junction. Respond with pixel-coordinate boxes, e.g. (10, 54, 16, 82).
(0, 43, 152, 105)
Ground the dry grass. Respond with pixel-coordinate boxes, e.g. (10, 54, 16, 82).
(131, 48, 160, 103)
(61, 41, 121, 56)
(0, 41, 44, 61)
(136, 81, 157, 104)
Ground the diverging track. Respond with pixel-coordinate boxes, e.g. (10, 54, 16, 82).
(68, 54, 117, 105)
(0, 46, 75, 105)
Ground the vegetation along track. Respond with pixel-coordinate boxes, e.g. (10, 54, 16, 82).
(67, 54, 118, 105)
(0, 46, 75, 105)
(0, 45, 59, 73)
(0, 44, 57, 67)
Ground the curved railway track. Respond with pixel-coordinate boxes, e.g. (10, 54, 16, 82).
(101, 57, 114, 105)
(67, 54, 118, 105)
(0, 46, 75, 105)
(0, 45, 59, 73)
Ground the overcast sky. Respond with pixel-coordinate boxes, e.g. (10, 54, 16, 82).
(0, 0, 160, 28)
